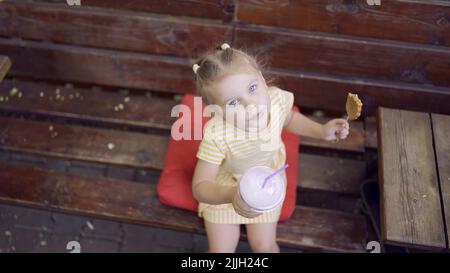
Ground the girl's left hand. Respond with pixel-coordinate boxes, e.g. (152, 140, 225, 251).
(232, 191, 261, 219)
(321, 119, 350, 141)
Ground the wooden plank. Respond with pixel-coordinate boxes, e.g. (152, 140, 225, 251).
(276, 205, 366, 252)
(298, 154, 365, 195)
(276, 70, 450, 116)
(431, 113, 450, 248)
(378, 107, 446, 249)
(365, 117, 378, 149)
(237, 0, 450, 46)
(0, 116, 168, 169)
(0, 38, 194, 93)
(236, 25, 450, 87)
(0, 1, 234, 57)
(0, 162, 366, 252)
(0, 56, 11, 82)
(30, 0, 235, 21)
(0, 79, 177, 130)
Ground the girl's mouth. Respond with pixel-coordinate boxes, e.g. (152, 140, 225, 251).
(248, 111, 259, 121)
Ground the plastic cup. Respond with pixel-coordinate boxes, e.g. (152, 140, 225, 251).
(234, 166, 286, 218)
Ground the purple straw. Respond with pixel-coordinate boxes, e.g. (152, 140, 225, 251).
(262, 164, 289, 189)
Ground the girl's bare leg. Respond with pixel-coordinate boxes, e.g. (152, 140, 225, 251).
(204, 220, 241, 253)
(246, 222, 280, 253)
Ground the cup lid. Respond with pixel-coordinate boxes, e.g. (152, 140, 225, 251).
(239, 166, 285, 210)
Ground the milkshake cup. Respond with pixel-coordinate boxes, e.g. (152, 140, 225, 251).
(234, 165, 286, 218)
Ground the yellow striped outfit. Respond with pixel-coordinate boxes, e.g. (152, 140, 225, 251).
(196, 86, 294, 224)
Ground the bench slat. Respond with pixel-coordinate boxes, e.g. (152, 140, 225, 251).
(0, 1, 233, 58)
(378, 107, 446, 249)
(0, 116, 167, 169)
(0, 162, 366, 252)
(0, 56, 11, 83)
(298, 154, 365, 195)
(31, 0, 234, 21)
(237, 0, 450, 46)
(236, 26, 450, 87)
(431, 113, 450, 248)
(277, 70, 450, 116)
(0, 38, 194, 93)
(276, 206, 366, 252)
(0, 79, 177, 130)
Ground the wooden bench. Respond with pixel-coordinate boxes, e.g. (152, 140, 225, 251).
(0, 78, 368, 252)
(3, 0, 448, 253)
(377, 107, 450, 250)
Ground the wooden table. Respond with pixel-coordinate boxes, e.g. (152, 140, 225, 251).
(378, 107, 450, 250)
(0, 55, 11, 82)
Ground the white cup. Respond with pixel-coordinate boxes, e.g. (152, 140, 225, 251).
(234, 166, 286, 218)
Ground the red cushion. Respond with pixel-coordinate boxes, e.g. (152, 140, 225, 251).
(156, 94, 300, 222)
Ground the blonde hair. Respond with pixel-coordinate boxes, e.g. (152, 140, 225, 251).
(192, 43, 273, 105)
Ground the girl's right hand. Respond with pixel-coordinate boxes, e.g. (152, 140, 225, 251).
(322, 119, 349, 141)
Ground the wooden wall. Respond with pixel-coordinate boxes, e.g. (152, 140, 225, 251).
(0, 0, 449, 115)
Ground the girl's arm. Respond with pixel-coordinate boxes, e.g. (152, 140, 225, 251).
(192, 159, 236, 205)
(283, 111, 349, 140)
(192, 159, 258, 217)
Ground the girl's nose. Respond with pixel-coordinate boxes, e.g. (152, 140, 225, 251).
(241, 97, 258, 107)
(245, 103, 257, 110)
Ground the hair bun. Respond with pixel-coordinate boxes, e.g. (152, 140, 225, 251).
(220, 43, 231, 50)
(192, 64, 200, 74)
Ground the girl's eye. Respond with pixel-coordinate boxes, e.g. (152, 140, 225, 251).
(249, 84, 257, 93)
(228, 99, 239, 106)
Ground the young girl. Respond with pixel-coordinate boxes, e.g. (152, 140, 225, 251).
(191, 43, 349, 253)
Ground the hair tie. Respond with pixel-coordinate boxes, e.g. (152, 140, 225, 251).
(192, 64, 200, 74)
(220, 43, 231, 50)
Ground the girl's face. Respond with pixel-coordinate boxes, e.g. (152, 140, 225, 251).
(210, 69, 270, 132)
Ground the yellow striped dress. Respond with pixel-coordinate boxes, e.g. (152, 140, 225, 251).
(196, 86, 294, 224)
